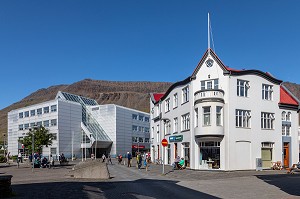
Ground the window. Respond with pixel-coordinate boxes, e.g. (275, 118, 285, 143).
(203, 107, 211, 126)
(145, 138, 150, 143)
(139, 115, 144, 121)
(37, 108, 42, 115)
(281, 111, 286, 121)
(132, 114, 138, 120)
(237, 79, 250, 97)
(132, 125, 138, 131)
(174, 117, 178, 133)
(50, 147, 57, 154)
(157, 124, 159, 133)
(30, 110, 36, 116)
(19, 112, 23, 119)
(181, 113, 190, 131)
(262, 84, 273, 100)
(19, 124, 24, 131)
(201, 79, 219, 90)
(43, 107, 49, 114)
(164, 120, 171, 135)
(261, 112, 275, 129)
(24, 123, 29, 129)
(282, 125, 291, 136)
(50, 119, 57, 126)
(132, 137, 138, 142)
(144, 127, 150, 133)
(51, 105, 57, 112)
(51, 133, 57, 140)
(173, 93, 178, 108)
(195, 108, 199, 127)
(24, 111, 29, 117)
(287, 112, 291, 121)
(144, 117, 150, 122)
(182, 86, 189, 103)
(139, 137, 144, 143)
(165, 98, 170, 112)
(43, 120, 49, 127)
(216, 106, 223, 126)
(36, 121, 42, 127)
(236, 109, 251, 128)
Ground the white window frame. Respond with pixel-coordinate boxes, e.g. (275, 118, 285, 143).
(173, 93, 178, 108)
(182, 86, 189, 104)
(261, 112, 275, 129)
(203, 106, 211, 126)
(165, 98, 170, 112)
(216, 106, 223, 126)
(164, 120, 171, 135)
(174, 117, 178, 133)
(236, 109, 251, 128)
(262, 84, 273, 100)
(195, 108, 199, 127)
(181, 113, 190, 131)
(237, 79, 250, 97)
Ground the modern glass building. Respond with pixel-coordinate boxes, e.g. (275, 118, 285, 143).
(7, 91, 150, 158)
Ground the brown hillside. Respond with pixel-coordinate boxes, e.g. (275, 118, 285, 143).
(0, 79, 172, 140)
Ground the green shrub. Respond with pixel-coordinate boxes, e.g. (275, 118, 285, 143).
(0, 155, 5, 163)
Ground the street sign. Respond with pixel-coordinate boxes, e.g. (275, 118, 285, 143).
(22, 144, 24, 149)
(161, 138, 168, 147)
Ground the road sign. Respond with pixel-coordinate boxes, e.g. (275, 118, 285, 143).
(22, 144, 24, 149)
(161, 138, 168, 147)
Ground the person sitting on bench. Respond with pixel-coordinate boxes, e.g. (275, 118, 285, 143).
(178, 157, 185, 170)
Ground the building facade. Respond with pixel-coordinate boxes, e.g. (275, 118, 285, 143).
(150, 49, 299, 170)
(8, 91, 150, 158)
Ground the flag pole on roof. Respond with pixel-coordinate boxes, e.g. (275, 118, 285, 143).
(208, 12, 210, 54)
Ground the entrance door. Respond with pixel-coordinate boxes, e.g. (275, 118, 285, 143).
(174, 143, 178, 158)
(283, 142, 289, 168)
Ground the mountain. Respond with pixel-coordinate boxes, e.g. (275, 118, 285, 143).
(0, 79, 173, 140)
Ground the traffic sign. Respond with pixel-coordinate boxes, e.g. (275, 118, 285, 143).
(161, 138, 168, 147)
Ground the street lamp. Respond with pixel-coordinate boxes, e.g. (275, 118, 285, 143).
(137, 141, 140, 153)
(30, 125, 38, 172)
(3, 134, 6, 158)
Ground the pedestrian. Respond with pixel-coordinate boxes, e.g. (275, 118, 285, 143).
(5, 152, 10, 164)
(137, 153, 142, 170)
(127, 152, 132, 167)
(143, 153, 148, 171)
(50, 154, 54, 168)
(108, 154, 112, 164)
(118, 154, 122, 164)
(102, 154, 106, 163)
(18, 151, 22, 163)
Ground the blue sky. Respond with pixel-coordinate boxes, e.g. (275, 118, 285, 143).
(1, 0, 300, 110)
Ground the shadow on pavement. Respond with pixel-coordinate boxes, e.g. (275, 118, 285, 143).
(12, 178, 220, 199)
(255, 173, 300, 196)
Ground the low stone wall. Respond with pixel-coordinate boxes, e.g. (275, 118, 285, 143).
(0, 175, 13, 197)
(70, 160, 110, 179)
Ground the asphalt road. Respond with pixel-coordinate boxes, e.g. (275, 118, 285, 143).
(1, 159, 300, 199)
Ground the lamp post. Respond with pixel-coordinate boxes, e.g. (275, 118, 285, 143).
(3, 134, 6, 158)
(137, 141, 140, 153)
(30, 125, 37, 172)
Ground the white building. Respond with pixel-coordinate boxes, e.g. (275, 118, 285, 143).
(150, 49, 299, 170)
(7, 91, 150, 158)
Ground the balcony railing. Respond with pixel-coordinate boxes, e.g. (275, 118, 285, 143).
(194, 89, 224, 104)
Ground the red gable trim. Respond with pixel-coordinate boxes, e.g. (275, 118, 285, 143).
(151, 93, 165, 103)
(280, 86, 298, 106)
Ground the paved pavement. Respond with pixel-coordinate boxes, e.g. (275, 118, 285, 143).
(1, 159, 300, 199)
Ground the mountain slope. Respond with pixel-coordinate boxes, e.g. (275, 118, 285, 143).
(0, 79, 173, 140)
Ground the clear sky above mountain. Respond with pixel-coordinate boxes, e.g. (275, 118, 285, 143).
(1, 0, 300, 109)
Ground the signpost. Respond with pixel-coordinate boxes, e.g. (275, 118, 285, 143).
(161, 138, 168, 175)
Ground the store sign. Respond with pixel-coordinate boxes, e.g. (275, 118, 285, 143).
(169, 135, 183, 142)
(132, 145, 145, 149)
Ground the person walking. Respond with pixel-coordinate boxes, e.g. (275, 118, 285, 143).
(102, 154, 106, 163)
(107, 154, 112, 164)
(127, 152, 132, 167)
(143, 153, 149, 171)
(5, 152, 10, 164)
(18, 151, 22, 163)
(137, 153, 142, 170)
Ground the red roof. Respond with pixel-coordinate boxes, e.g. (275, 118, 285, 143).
(152, 93, 164, 103)
(280, 86, 298, 106)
